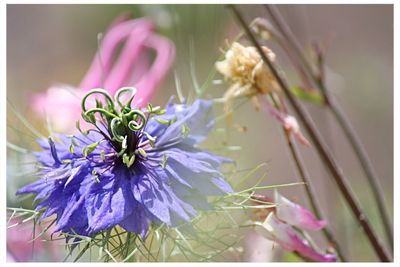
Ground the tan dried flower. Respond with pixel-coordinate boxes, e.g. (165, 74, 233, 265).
(215, 42, 280, 99)
(216, 42, 310, 146)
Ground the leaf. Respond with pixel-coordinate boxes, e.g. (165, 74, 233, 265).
(290, 86, 324, 105)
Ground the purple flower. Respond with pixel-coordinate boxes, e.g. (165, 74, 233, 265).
(17, 88, 233, 239)
(252, 191, 336, 262)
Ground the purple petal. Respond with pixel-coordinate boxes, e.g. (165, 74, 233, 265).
(85, 168, 136, 234)
(166, 158, 232, 195)
(119, 206, 149, 239)
(154, 100, 215, 147)
(132, 170, 196, 226)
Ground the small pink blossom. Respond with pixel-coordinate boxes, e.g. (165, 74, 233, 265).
(252, 191, 336, 262)
(274, 190, 326, 231)
(255, 213, 336, 262)
(31, 15, 175, 132)
(258, 95, 310, 146)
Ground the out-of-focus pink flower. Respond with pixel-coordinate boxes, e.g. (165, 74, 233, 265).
(252, 191, 336, 262)
(258, 95, 310, 146)
(7, 217, 62, 262)
(274, 190, 326, 231)
(31, 15, 175, 132)
(255, 213, 336, 262)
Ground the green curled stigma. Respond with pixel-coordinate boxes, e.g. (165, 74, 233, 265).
(81, 87, 148, 143)
(115, 87, 137, 110)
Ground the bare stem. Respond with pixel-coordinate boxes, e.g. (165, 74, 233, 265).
(264, 4, 393, 252)
(328, 97, 393, 250)
(283, 129, 346, 261)
(268, 93, 346, 261)
(229, 5, 391, 262)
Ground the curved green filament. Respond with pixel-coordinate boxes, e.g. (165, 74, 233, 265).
(81, 88, 150, 147)
(127, 110, 146, 131)
(110, 118, 125, 142)
(81, 88, 114, 113)
(115, 87, 137, 110)
(83, 108, 119, 122)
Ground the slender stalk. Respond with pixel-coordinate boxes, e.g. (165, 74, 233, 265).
(328, 96, 393, 250)
(263, 5, 315, 90)
(282, 128, 346, 261)
(229, 5, 391, 262)
(270, 91, 345, 261)
(264, 4, 393, 251)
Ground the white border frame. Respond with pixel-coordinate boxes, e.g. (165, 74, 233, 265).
(1, 1, 398, 266)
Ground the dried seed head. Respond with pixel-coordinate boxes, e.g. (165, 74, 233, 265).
(216, 42, 280, 97)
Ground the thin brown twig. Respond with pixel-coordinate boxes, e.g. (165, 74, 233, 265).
(229, 5, 390, 262)
(268, 93, 346, 261)
(264, 4, 393, 252)
(283, 129, 346, 261)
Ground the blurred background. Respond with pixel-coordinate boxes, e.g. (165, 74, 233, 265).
(7, 4, 393, 262)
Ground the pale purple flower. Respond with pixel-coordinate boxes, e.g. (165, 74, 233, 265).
(253, 191, 336, 262)
(31, 15, 175, 132)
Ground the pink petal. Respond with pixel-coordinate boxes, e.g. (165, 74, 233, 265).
(103, 20, 154, 94)
(7, 217, 63, 261)
(282, 115, 310, 146)
(133, 33, 175, 107)
(126, 46, 151, 85)
(30, 85, 84, 133)
(258, 95, 310, 146)
(255, 213, 336, 262)
(30, 16, 175, 132)
(79, 18, 154, 92)
(274, 190, 327, 231)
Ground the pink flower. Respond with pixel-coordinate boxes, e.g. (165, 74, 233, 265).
(7, 217, 63, 262)
(274, 190, 326, 231)
(252, 191, 336, 262)
(31, 15, 175, 132)
(258, 95, 310, 146)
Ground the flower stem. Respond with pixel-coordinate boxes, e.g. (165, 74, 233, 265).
(283, 128, 346, 261)
(229, 5, 391, 262)
(264, 4, 393, 252)
(267, 93, 346, 261)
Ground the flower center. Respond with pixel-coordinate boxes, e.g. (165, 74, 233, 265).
(80, 87, 164, 168)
